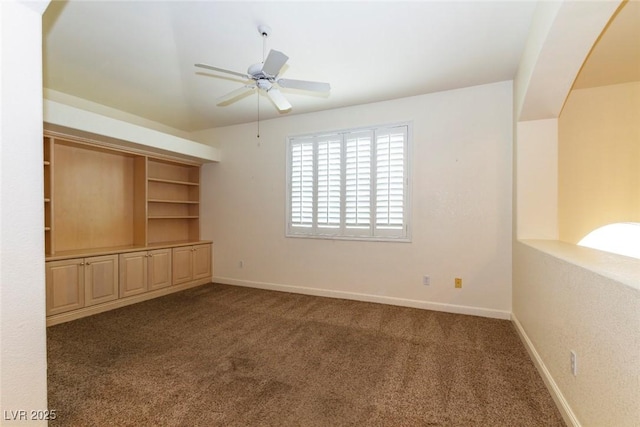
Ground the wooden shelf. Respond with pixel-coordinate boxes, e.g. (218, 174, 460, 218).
(148, 199, 199, 204)
(44, 135, 54, 256)
(149, 216, 199, 220)
(147, 177, 199, 186)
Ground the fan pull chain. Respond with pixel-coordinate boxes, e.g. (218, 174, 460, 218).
(258, 28, 266, 139)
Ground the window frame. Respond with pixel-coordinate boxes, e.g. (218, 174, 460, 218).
(286, 122, 412, 242)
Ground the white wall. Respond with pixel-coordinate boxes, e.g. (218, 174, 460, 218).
(196, 81, 513, 319)
(512, 1, 639, 426)
(44, 99, 220, 163)
(0, 1, 49, 424)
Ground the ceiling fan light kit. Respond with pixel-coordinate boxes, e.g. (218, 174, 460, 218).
(195, 25, 330, 113)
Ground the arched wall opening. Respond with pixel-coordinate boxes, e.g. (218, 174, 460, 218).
(557, 1, 640, 250)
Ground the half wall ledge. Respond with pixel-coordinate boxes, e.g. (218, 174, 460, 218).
(519, 239, 640, 292)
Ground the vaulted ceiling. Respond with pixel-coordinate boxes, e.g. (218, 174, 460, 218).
(44, 1, 541, 132)
(41, 1, 635, 136)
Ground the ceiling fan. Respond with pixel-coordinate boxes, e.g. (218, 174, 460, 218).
(195, 25, 330, 112)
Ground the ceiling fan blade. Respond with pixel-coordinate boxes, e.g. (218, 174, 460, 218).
(195, 63, 248, 79)
(266, 87, 292, 111)
(216, 85, 256, 105)
(277, 78, 331, 93)
(261, 50, 289, 76)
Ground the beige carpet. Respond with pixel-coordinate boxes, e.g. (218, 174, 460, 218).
(47, 284, 565, 426)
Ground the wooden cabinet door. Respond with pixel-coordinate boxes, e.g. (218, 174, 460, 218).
(193, 244, 212, 280)
(85, 254, 119, 306)
(148, 248, 172, 290)
(46, 259, 85, 316)
(172, 246, 193, 285)
(119, 251, 148, 298)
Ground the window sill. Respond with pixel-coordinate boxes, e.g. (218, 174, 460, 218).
(518, 239, 640, 291)
(286, 233, 411, 243)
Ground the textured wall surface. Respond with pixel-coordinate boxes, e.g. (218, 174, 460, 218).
(198, 81, 513, 318)
(514, 240, 640, 426)
(0, 0, 49, 423)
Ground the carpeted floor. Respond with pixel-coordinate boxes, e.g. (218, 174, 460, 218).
(47, 283, 565, 426)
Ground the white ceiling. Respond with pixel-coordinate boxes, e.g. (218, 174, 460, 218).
(43, 1, 539, 132)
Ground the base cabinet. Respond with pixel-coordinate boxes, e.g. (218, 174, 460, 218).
(85, 255, 119, 307)
(119, 249, 172, 298)
(172, 244, 212, 285)
(46, 259, 85, 316)
(46, 242, 212, 325)
(45, 254, 118, 316)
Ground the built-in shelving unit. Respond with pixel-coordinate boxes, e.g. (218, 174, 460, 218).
(43, 131, 213, 326)
(44, 136, 54, 255)
(147, 158, 200, 245)
(43, 132, 208, 256)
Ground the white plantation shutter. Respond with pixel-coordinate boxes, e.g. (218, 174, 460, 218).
(345, 131, 372, 234)
(317, 137, 342, 230)
(375, 127, 407, 235)
(287, 123, 410, 241)
(289, 139, 314, 229)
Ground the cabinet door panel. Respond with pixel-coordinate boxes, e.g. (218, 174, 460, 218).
(172, 247, 193, 285)
(46, 259, 85, 316)
(193, 244, 212, 280)
(148, 249, 172, 290)
(119, 251, 148, 298)
(85, 255, 119, 306)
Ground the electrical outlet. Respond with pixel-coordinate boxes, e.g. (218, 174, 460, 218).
(423, 275, 430, 286)
(570, 350, 577, 376)
(455, 278, 462, 288)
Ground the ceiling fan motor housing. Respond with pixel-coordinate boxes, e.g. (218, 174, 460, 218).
(256, 79, 273, 91)
(248, 63, 273, 80)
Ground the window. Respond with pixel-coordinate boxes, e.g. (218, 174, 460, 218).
(578, 222, 640, 260)
(287, 123, 410, 241)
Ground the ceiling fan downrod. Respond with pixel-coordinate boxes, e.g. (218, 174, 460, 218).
(258, 25, 271, 63)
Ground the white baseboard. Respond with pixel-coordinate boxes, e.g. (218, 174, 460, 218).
(512, 313, 581, 427)
(213, 276, 511, 320)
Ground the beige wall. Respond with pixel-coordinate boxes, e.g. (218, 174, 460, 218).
(196, 81, 513, 318)
(558, 82, 640, 244)
(512, 1, 640, 426)
(516, 118, 558, 240)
